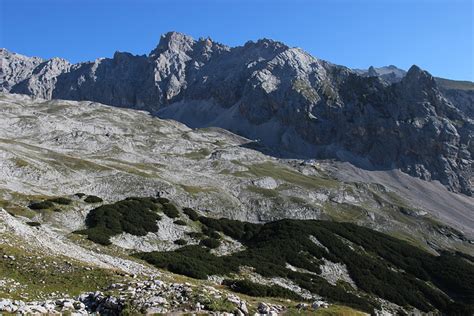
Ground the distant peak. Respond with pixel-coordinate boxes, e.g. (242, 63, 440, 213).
(407, 64, 422, 74)
(244, 38, 288, 50)
(404, 65, 437, 88)
(367, 66, 378, 77)
(406, 65, 431, 80)
(149, 31, 195, 57)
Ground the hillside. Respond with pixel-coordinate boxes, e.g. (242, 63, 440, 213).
(1, 32, 473, 196)
(0, 93, 472, 314)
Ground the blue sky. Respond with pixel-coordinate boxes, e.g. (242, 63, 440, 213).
(1, 0, 472, 80)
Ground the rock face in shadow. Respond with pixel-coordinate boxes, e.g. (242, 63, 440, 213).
(1, 32, 472, 195)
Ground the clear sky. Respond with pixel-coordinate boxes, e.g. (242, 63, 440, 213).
(1, 0, 473, 81)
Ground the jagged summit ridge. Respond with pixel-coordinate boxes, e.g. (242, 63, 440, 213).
(0, 31, 472, 195)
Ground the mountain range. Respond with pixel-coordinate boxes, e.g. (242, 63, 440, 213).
(1, 31, 473, 197)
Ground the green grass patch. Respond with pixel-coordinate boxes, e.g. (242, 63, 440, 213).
(0, 245, 121, 300)
(235, 162, 338, 190)
(436, 78, 474, 91)
(0, 199, 36, 218)
(247, 185, 279, 198)
(181, 184, 216, 195)
(204, 297, 236, 313)
(184, 148, 211, 160)
(11, 157, 29, 168)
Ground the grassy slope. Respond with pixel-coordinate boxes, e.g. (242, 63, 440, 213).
(436, 77, 474, 91)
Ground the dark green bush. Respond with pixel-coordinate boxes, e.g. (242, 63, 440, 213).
(186, 232, 205, 239)
(125, 197, 160, 211)
(74, 193, 86, 198)
(136, 216, 474, 314)
(84, 195, 103, 203)
(157, 197, 170, 204)
(202, 226, 221, 239)
(174, 239, 188, 246)
(26, 221, 41, 227)
(183, 207, 199, 221)
(162, 203, 179, 218)
(134, 245, 237, 279)
(199, 217, 261, 241)
(28, 201, 54, 210)
(48, 197, 73, 205)
(75, 198, 161, 245)
(200, 238, 221, 249)
(223, 279, 302, 300)
(174, 220, 187, 226)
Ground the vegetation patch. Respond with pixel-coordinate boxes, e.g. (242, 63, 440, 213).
(84, 195, 103, 203)
(186, 232, 205, 239)
(174, 239, 188, 246)
(12, 158, 29, 168)
(135, 216, 474, 314)
(0, 245, 121, 300)
(203, 296, 236, 313)
(47, 197, 72, 205)
(247, 185, 279, 198)
(173, 219, 187, 226)
(28, 200, 54, 210)
(162, 203, 180, 218)
(26, 221, 41, 227)
(223, 279, 302, 300)
(183, 207, 199, 221)
(27, 196, 72, 211)
(157, 197, 170, 204)
(200, 238, 221, 249)
(184, 148, 211, 160)
(75, 197, 162, 245)
(181, 185, 216, 195)
(234, 162, 338, 190)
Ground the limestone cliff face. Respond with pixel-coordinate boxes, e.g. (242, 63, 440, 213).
(1, 32, 472, 195)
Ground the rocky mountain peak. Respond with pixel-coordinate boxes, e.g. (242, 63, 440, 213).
(242, 38, 289, 56)
(367, 66, 378, 77)
(0, 49, 45, 92)
(150, 31, 196, 57)
(404, 64, 437, 88)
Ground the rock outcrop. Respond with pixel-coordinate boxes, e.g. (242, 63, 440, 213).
(1, 32, 472, 195)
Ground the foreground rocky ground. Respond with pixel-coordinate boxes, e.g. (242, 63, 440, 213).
(0, 279, 314, 315)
